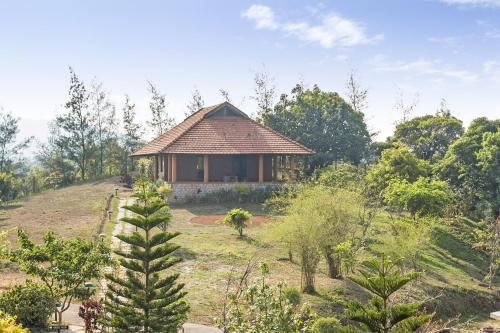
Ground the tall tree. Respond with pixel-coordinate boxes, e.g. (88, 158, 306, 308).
(122, 95, 143, 173)
(345, 70, 368, 114)
(436, 117, 500, 218)
(393, 112, 464, 161)
(104, 182, 189, 332)
(185, 88, 205, 116)
(55, 67, 94, 180)
(90, 81, 117, 176)
(251, 67, 276, 121)
(0, 108, 32, 174)
(393, 89, 419, 124)
(263, 84, 371, 169)
(147, 81, 174, 136)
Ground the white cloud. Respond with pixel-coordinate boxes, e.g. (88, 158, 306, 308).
(427, 36, 464, 53)
(483, 60, 500, 82)
(436, 0, 500, 7)
(242, 4, 383, 48)
(241, 4, 278, 30)
(373, 58, 479, 82)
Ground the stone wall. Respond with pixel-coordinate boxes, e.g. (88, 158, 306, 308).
(171, 182, 281, 201)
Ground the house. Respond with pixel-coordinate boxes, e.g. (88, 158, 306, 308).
(130, 102, 313, 199)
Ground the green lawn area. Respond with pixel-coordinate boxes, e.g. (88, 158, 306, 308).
(167, 202, 499, 329)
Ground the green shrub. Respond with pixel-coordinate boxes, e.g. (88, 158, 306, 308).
(224, 208, 252, 236)
(283, 286, 302, 306)
(312, 317, 342, 333)
(0, 281, 55, 328)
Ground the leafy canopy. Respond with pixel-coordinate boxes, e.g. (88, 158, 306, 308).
(224, 208, 252, 237)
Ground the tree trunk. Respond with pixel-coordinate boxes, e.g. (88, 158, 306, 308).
(302, 267, 315, 294)
(325, 252, 342, 279)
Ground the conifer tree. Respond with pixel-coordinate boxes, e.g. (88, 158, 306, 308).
(104, 181, 188, 332)
(344, 255, 430, 333)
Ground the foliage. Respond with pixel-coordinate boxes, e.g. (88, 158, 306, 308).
(217, 266, 317, 333)
(0, 108, 32, 174)
(186, 88, 205, 116)
(367, 145, 430, 199)
(122, 95, 143, 173)
(344, 255, 430, 332)
(273, 185, 373, 291)
(156, 182, 173, 198)
(283, 287, 302, 306)
(79, 299, 103, 333)
(313, 162, 365, 190)
(104, 182, 188, 333)
(135, 157, 153, 181)
(262, 84, 371, 169)
(252, 67, 276, 121)
(55, 67, 94, 180)
(374, 218, 432, 268)
(0, 172, 18, 203)
(147, 81, 175, 136)
(472, 217, 500, 287)
(436, 117, 500, 218)
(0, 281, 55, 328)
(384, 177, 449, 218)
(224, 208, 252, 237)
(9, 230, 112, 324)
(0, 311, 29, 333)
(393, 113, 463, 162)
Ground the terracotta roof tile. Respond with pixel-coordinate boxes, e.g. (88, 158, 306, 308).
(131, 102, 313, 156)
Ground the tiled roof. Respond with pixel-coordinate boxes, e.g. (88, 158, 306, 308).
(131, 102, 313, 156)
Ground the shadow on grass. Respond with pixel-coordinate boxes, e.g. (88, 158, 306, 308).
(173, 247, 198, 260)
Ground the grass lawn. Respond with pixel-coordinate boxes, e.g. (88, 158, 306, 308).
(167, 202, 499, 329)
(0, 178, 126, 289)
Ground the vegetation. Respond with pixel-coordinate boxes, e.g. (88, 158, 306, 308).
(8, 230, 112, 325)
(0, 281, 55, 329)
(0, 311, 28, 333)
(223, 208, 252, 237)
(104, 182, 189, 332)
(344, 256, 430, 332)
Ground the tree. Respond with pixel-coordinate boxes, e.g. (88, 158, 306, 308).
(345, 256, 430, 332)
(366, 145, 430, 199)
(393, 112, 464, 162)
(473, 217, 500, 288)
(89, 81, 117, 176)
(223, 208, 252, 237)
(251, 66, 276, 121)
(186, 88, 205, 116)
(147, 81, 175, 136)
(384, 177, 449, 218)
(122, 95, 143, 173)
(220, 89, 231, 103)
(345, 70, 368, 114)
(9, 230, 112, 325)
(0, 281, 55, 328)
(0, 172, 18, 203)
(0, 108, 32, 174)
(263, 84, 371, 169)
(393, 89, 419, 124)
(55, 67, 94, 180)
(436, 117, 500, 218)
(104, 182, 188, 332)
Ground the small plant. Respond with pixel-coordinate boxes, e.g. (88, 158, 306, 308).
(312, 317, 348, 333)
(78, 299, 103, 333)
(157, 183, 173, 199)
(0, 311, 29, 333)
(0, 281, 55, 329)
(283, 286, 302, 306)
(234, 183, 250, 202)
(224, 208, 252, 237)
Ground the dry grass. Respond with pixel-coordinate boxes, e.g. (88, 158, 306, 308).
(0, 178, 126, 289)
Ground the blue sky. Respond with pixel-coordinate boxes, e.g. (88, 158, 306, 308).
(0, 0, 499, 143)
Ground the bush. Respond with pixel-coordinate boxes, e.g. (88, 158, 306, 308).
(283, 287, 302, 306)
(0, 311, 28, 333)
(312, 317, 343, 333)
(224, 208, 252, 237)
(0, 281, 55, 328)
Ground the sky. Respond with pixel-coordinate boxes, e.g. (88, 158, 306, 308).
(0, 0, 500, 146)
